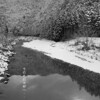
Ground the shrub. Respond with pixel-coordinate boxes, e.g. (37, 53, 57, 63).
(48, 0, 100, 41)
(2, 0, 100, 41)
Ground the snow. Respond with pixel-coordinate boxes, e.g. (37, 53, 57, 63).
(22, 38, 100, 74)
(0, 77, 4, 80)
(0, 48, 15, 80)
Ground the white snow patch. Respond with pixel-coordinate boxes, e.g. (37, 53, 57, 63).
(22, 38, 100, 74)
(0, 49, 14, 78)
(0, 77, 4, 80)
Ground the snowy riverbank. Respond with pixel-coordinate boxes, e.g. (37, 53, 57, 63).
(23, 37, 100, 74)
(0, 45, 15, 81)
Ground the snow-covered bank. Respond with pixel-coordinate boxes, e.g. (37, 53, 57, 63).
(0, 46, 15, 81)
(22, 38, 100, 74)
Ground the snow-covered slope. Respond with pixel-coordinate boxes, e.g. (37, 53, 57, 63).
(23, 38, 100, 74)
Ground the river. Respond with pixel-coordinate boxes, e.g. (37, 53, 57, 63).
(0, 42, 100, 100)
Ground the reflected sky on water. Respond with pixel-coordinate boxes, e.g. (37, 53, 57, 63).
(0, 74, 99, 100)
(0, 46, 100, 100)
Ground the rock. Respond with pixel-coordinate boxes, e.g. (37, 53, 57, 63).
(0, 68, 5, 75)
(0, 77, 4, 80)
(0, 49, 14, 76)
(0, 42, 16, 78)
(7, 45, 13, 50)
(0, 55, 8, 61)
(4, 80, 8, 84)
(4, 73, 10, 77)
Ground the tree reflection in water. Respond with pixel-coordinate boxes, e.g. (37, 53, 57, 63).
(1, 60, 100, 98)
(0, 50, 100, 98)
(55, 59, 100, 97)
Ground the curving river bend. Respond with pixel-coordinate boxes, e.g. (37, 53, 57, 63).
(0, 40, 100, 100)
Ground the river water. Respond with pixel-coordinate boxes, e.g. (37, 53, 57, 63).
(0, 45, 100, 100)
(0, 74, 100, 100)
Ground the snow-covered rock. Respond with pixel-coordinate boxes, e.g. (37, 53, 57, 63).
(0, 77, 4, 80)
(0, 45, 14, 79)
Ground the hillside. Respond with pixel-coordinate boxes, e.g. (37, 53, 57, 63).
(0, 0, 64, 36)
(0, 0, 100, 41)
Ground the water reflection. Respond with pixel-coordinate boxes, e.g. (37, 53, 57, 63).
(0, 60, 100, 99)
(0, 74, 100, 100)
(3, 47, 100, 99)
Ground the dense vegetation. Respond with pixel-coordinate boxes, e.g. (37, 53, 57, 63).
(0, 0, 100, 41)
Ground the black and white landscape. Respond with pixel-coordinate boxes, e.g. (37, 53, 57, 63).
(0, 0, 100, 100)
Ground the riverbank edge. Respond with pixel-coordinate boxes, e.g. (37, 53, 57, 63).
(6, 37, 100, 96)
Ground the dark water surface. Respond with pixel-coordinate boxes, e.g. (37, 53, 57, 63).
(0, 74, 100, 100)
(0, 44, 100, 100)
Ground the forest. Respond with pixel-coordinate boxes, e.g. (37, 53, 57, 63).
(0, 0, 100, 42)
